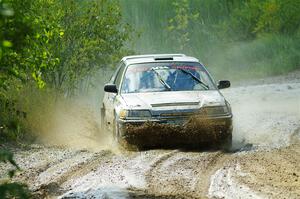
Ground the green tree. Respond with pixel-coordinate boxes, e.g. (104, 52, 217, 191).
(219, 0, 300, 41)
(1, 0, 131, 93)
(167, 0, 199, 51)
(27, 0, 132, 94)
(255, 0, 300, 35)
(0, 0, 33, 86)
(0, 0, 132, 140)
(0, 0, 33, 141)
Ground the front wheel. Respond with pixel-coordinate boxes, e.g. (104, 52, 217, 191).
(220, 130, 232, 152)
(113, 118, 121, 144)
(113, 117, 127, 148)
(113, 118, 137, 151)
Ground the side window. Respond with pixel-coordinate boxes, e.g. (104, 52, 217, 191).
(109, 62, 123, 83)
(114, 62, 126, 88)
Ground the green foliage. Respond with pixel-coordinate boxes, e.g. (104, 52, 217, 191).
(120, 0, 300, 80)
(220, 0, 262, 40)
(0, 150, 31, 199)
(26, 0, 132, 93)
(0, 93, 27, 142)
(1, 0, 33, 82)
(0, 0, 132, 142)
(255, 0, 300, 34)
(167, 0, 199, 51)
(0, 183, 30, 199)
(0, 0, 30, 142)
(1, 0, 131, 92)
(0, 150, 18, 169)
(223, 0, 300, 39)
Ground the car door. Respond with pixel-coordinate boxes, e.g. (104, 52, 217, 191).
(103, 62, 126, 128)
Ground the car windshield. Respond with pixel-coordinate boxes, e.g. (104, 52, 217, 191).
(121, 62, 216, 93)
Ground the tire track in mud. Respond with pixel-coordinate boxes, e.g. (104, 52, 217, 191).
(197, 152, 235, 197)
(143, 150, 190, 198)
(207, 131, 300, 199)
(143, 149, 234, 198)
(32, 150, 113, 197)
(145, 150, 180, 175)
(9, 146, 82, 184)
(45, 149, 234, 199)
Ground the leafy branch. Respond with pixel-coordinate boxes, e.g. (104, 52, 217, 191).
(0, 150, 31, 199)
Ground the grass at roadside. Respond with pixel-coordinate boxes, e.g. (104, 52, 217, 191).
(207, 34, 300, 81)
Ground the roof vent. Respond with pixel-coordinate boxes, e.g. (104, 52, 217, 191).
(122, 54, 186, 62)
(154, 57, 174, 61)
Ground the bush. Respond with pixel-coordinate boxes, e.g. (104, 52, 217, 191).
(0, 150, 31, 199)
(120, 0, 300, 81)
(0, 0, 132, 141)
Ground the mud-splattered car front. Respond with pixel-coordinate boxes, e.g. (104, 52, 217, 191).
(102, 54, 232, 149)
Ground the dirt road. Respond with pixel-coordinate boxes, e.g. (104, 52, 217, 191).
(1, 72, 300, 199)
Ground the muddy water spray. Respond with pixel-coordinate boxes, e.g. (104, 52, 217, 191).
(23, 69, 115, 151)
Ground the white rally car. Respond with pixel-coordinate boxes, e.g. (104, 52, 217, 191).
(101, 54, 232, 149)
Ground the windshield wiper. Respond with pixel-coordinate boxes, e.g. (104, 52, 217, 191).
(151, 68, 172, 91)
(178, 68, 209, 90)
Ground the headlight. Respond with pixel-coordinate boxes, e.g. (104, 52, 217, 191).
(200, 106, 229, 116)
(119, 109, 127, 119)
(119, 109, 151, 119)
(128, 110, 152, 118)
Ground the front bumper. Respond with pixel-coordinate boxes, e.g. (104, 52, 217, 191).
(117, 114, 233, 148)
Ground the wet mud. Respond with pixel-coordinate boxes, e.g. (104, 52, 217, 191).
(0, 71, 300, 199)
(124, 118, 231, 150)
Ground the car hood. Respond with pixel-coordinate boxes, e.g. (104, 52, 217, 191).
(121, 91, 225, 110)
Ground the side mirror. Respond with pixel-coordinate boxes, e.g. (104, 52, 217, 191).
(217, 80, 231, 89)
(104, 84, 118, 93)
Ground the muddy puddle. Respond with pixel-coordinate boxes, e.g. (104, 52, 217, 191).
(0, 75, 300, 199)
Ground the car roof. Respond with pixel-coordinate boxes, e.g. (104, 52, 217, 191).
(122, 54, 200, 65)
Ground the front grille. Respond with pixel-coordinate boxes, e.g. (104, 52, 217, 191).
(159, 111, 195, 117)
(151, 102, 199, 107)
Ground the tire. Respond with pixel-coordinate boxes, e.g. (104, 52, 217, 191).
(113, 117, 121, 143)
(113, 116, 126, 147)
(221, 130, 232, 152)
(100, 107, 105, 130)
(113, 117, 137, 151)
